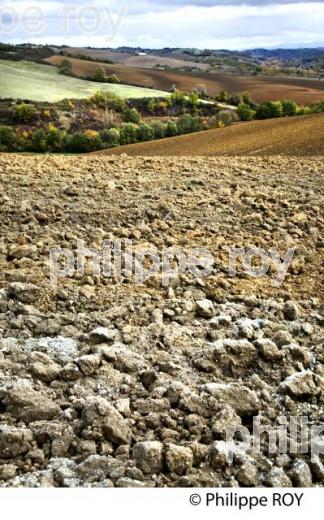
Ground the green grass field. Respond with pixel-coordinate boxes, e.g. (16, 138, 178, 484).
(0, 60, 170, 102)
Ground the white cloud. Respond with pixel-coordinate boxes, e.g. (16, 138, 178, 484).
(1, 1, 324, 49)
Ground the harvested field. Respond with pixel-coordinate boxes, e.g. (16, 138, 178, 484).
(100, 113, 324, 156)
(59, 47, 209, 70)
(0, 154, 323, 488)
(47, 55, 324, 103)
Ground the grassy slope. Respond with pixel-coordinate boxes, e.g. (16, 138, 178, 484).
(98, 113, 324, 156)
(0, 60, 170, 102)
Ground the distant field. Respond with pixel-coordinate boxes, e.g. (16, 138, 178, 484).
(59, 47, 209, 70)
(99, 113, 324, 156)
(0, 60, 169, 102)
(47, 55, 324, 104)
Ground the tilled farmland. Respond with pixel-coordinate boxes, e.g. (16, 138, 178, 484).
(0, 155, 323, 488)
(100, 113, 324, 157)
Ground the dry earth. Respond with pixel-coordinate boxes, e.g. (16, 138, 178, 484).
(0, 155, 323, 488)
(47, 55, 324, 104)
(100, 113, 324, 157)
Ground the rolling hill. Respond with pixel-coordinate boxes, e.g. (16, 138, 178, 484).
(98, 113, 324, 156)
(47, 55, 324, 104)
(0, 60, 169, 102)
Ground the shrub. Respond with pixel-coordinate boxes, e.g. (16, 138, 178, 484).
(281, 100, 298, 117)
(152, 122, 165, 140)
(122, 107, 141, 124)
(165, 120, 178, 137)
(0, 125, 16, 150)
(12, 103, 37, 122)
(209, 110, 239, 128)
(59, 59, 72, 76)
(92, 67, 106, 82)
(101, 127, 121, 147)
(218, 91, 228, 103)
(170, 90, 187, 107)
(308, 100, 324, 113)
(256, 101, 283, 119)
(187, 92, 200, 108)
(67, 132, 86, 153)
(136, 123, 154, 142)
(178, 114, 202, 134)
(32, 129, 48, 152)
(228, 93, 243, 106)
(46, 126, 65, 151)
(107, 74, 120, 84)
(120, 123, 137, 145)
(147, 98, 157, 114)
(82, 130, 102, 152)
(242, 91, 253, 106)
(237, 103, 256, 121)
(90, 91, 125, 111)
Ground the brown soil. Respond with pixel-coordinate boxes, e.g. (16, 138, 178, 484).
(99, 113, 324, 157)
(47, 55, 324, 104)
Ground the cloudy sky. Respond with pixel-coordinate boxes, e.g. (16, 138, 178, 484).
(0, 0, 324, 49)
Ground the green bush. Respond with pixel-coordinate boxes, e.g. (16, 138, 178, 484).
(165, 120, 178, 137)
(32, 129, 48, 152)
(256, 101, 283, 119)
(12, 103, 37, 122)
(120, 123, 137, 145)
(237, 103, 256, 121)
(170, 90, 188, 107)
(46, 127, 65, 151)
(308, 100, 324, 113)
(92, 67, 106, 82)
(281, 100, 298, 117)
(218, 91, 228, 103)
(107, 74, 120, 84)
(152, 122, 165, 139)
(82, 130, 102, 152)
(123, 107, 141, 124)
(228, 93, 243, 106)
(59, 59, 73, 76)
(101, 127, 121, 147)
(0, 125, 16, 150)
(136, 123, 154, 142)
(242, 92, 253, 106)
(178, 114, 202, 134)
(67, 132, 86, 153)
(90, 91, 125, 111)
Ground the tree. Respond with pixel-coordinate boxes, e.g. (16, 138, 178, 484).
(136, 123, 154, 142)
(178, 114, 201, 134)
(82, 130, 102, 151)
(0, 126, 16, 150)
(90, 91, 125, 111)
(101, 127, 121, 147)
(122, 107, 141, 124)
(120, 123, 137, 144)
(59, 59, 72, 76)
(218, 90, 228, 103)
(237, 103, 256, 121)
(106, 74, 120, 84)
(152, 122, 165, 139)
(46, 126, 65, 151)
(32, 129, 48, 152)
(242, 91, 253, 106)
(165, 120, 178, 137)
(228, 93, 242, 106)
(256, 101, 283, 119)
(92, 67, 106, 82)
(281, 100, 298, 117)
(12, 103, 37, 122)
